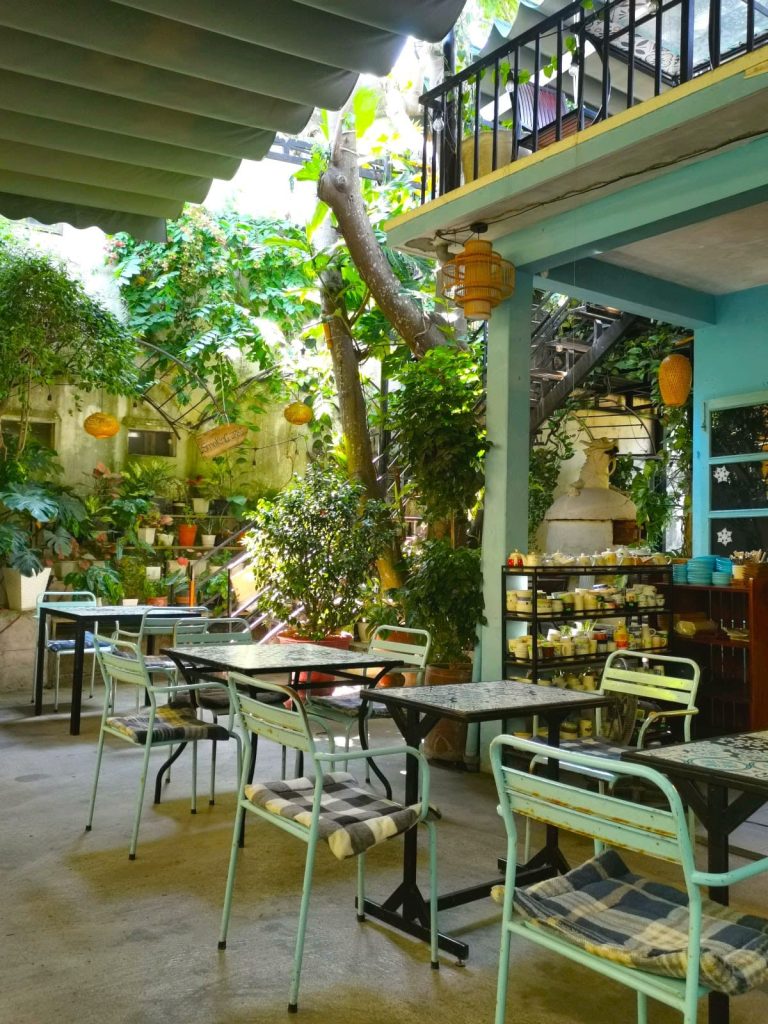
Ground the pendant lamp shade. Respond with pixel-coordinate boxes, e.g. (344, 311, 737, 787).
(442, 238, 515, 321)
(658, 353, 692, 406)
(283, 402, 313, 425)
(84, 412, 120, 439)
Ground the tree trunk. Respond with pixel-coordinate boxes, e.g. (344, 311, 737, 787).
(318, 129, 454, 358)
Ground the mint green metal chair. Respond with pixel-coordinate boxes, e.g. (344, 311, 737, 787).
(491, 735, 768, 1024)
(219, 672, 439, 1014)
(86, 639, 240, 859)
(32, 590, 107, 709)
(305, 625, 431, 780)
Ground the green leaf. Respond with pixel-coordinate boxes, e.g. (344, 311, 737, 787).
(352, 85, 379, 139)
(306, 201, 330, 243)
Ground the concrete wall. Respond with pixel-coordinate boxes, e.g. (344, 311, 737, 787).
(691, 284, 768, 555)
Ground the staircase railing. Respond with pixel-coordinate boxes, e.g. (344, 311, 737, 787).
(419, 0, 768, 200)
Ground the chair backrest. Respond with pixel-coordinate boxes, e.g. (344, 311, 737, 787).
(228, 672, 321, 760)
(368, 625, 431, 685)
(96, 639, 152, 694)
(596, 650, 700, 741)
(491, 734, 694, 872)
(113, 609, 209, 644)
(36, 589, 97, 615)
(173, 617, 252, 646)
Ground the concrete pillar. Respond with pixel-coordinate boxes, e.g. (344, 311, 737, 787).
(478, 271, 533, 682)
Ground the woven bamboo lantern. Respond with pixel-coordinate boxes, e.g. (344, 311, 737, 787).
(442, 226, 515, 322)
(283, 402, 313, 426)
(658, 353, 692, 406)
(83, 412, 120, 439)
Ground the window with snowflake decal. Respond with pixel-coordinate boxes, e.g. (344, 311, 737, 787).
(711, 461, 768, 510)
(716, 527, 733, 547)
(708, 396, 768, 554)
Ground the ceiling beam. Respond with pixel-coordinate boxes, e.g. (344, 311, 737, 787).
(535, 259, 716, 327)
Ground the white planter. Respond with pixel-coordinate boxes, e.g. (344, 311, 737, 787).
(145, 565, 162, 581)
(201, 534, 217, 549)
(192, 498, 210, 514)
(136, 527, 156, 545)
(121, 597, 140, 606)
(156, 532, 174, 547)
(3, 566, 52, 611)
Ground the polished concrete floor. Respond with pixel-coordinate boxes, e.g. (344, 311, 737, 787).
(3, 686, 768, 1024)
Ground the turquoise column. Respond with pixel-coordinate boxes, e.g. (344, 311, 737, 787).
(474, 271, 532, 768)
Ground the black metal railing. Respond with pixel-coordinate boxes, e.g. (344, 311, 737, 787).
(420, 0, 768, 200)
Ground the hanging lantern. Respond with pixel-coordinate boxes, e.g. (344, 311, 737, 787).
(658, 353, 692, 407)
(441, 224, 515, 322)
(283, 402, 313, 426)
(83, 412, 120, 439)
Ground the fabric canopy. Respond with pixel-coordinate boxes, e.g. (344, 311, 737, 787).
(0, 0, 466, 240)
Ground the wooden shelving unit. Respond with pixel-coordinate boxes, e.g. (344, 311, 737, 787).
(670, 579, 768, 733)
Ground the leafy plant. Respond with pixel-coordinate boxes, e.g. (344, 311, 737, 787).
(64, 563, 123, 603)
(116, 556, 147, 600)
(244, 465, 392, 640)
(397, 540, 486, 665)
(388, 346, 486, 528)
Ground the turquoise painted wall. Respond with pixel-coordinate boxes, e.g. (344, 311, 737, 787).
(692, 284, 768, 555)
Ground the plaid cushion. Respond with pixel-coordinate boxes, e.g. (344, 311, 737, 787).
(111, 647, 176, 673)
(492, 850, 768, 996)
(309, 694, 391, 718)
(244, 771, 424, 860)
(558, 736, 632, 759)
(107, 705, 230, 745)
(47, 630, 111, 654)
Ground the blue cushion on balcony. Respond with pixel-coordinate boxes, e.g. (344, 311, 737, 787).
(46, 630, 111, 654)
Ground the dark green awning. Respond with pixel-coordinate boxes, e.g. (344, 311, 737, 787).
(0, 0, 466, 239)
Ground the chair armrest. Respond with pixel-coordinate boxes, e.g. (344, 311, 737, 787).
(315, 745, 432, 818)
(693, 854, 768, 889)
(637, 708, 698, 746)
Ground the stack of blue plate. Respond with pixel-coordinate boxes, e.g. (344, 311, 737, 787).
(686, 555, 717, 586)
(672, 562, 688, 584)
(715, 557, 733, 573)
(712, 571, 732, 586)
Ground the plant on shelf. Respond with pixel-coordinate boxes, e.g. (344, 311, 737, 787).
(116, 556, 146, 604)
(244, 464, 392, 641)
(64, 562, 123, 604)
(176, 505, 198, 547)
(198, 516, 220, 547)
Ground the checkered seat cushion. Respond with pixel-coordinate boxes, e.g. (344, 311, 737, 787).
(111, 647, 176, 674)
(491, 850, 768, 996)
(47, 630, 111, 654)
(557, 736, 634, 759)
(308, 694, 391, 718)
(245, 772, 428, 860)
(107, 705, 230, 745)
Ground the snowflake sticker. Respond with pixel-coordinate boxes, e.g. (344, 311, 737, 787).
(713, 466, 731, 484)
(716, 527, 733, 547)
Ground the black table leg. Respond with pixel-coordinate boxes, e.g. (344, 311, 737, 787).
(34, 607, 48, 715)
(154, 742, 188, 803)
(69, 625, 87, 735)
(360, 706, 470, 960)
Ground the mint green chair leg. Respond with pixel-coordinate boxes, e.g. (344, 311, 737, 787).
(209, 736, 217, 805)
(128, 739, 154, 860)
(636, 992, 648, 1024)
(288, 830, 320, 1013)
(85, 724, 107, 831)
(218, 802, 247, 950)
(191, 741, 198, 814)
(426, 820, 439, 968)
(494, 847, 516, 1024)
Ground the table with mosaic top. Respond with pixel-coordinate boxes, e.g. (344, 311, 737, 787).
(359, 680, 612, 961)
(626, 732, 768, 1024)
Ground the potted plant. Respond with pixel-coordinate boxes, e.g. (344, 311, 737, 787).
(199, 516, 219, 549)
(187, 475, 210, 515)
(176, 505, 198, 547)
(142, 575, 168, 607)
(244, 465, 391, 687)
(116, 555, 146, 606)
(63, 561, 123, 605)
(135, 505, 172, 546)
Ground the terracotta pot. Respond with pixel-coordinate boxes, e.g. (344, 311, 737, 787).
(277, 632, 352, 697)
(422, 663, 472, 765)
(146, 596, 168, 607)
(177, 523, 197, 546)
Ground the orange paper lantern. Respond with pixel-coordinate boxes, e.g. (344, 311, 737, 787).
(442, 238, 515, 321)
(658, 354, 692, 406)
(83, 412, 120, 439)
(283, 402, 313, 426)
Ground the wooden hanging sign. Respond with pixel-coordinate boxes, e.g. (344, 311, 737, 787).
(196, 423, 248, 458)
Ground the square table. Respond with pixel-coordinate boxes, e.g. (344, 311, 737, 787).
(625, 731, 768, 1024)
(359, 680, 612, 961)
(34, 603, 208, 735)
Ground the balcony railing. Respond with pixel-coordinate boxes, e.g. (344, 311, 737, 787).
(419, 0, 768, 201)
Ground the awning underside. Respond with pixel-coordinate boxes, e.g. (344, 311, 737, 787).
(0, 0, 465, 240)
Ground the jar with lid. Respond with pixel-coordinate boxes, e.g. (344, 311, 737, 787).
(507, 549, 524, 567)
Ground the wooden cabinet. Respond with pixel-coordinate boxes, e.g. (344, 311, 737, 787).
(670, 580, 768, 733)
